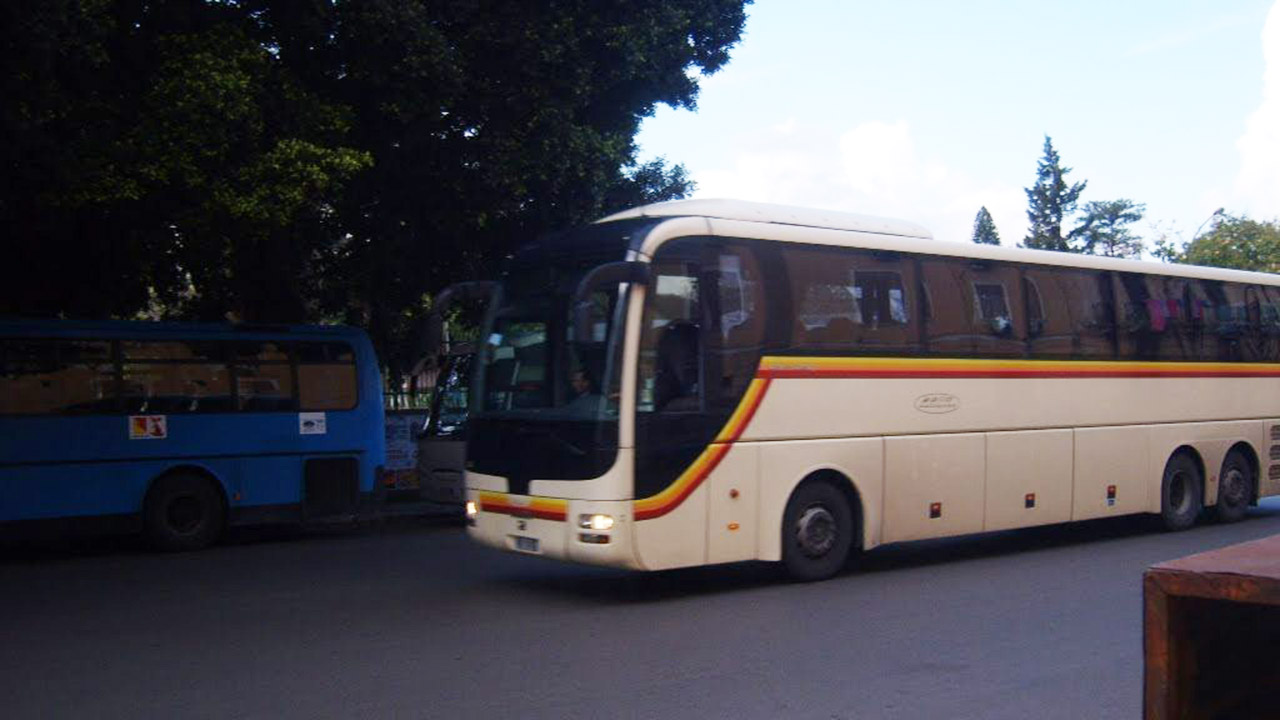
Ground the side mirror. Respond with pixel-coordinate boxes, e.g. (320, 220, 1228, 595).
(571, 261, 649, 342)
(425, 281, 496, 357)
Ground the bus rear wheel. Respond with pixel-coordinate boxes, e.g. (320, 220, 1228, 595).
(1213, 450, 1253, 524)
(781, 481, 853, 582)
(1160, 453, 1203, 532)
(144, 473, 225, 552)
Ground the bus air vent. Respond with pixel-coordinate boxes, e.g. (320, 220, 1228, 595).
(304, 457, 359, 519)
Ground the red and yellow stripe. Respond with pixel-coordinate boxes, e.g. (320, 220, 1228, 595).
(478, 491, 568, 521)
(633, 377, 772, 521)
(482, 356, 1280, 525)
(758, 356, 1280, 379)
(632, 355, 1280, 522)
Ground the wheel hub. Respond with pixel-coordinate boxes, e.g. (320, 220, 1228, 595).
(1221, 467, 1248, 506)
(795, 505, 837, 558)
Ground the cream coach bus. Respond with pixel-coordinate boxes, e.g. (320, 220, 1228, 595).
(454, 199, 1280, 581)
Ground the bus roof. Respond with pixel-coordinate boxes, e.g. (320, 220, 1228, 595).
(597, 199, 934, 240)
(597, 199, 1280, 287)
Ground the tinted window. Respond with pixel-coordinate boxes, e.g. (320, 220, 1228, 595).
(784, 245, 918, 354)
(1021, 266, 1114, 359)
(297, 341, 358, 411)
(0, 339, 116, 414)
(120, 340, 232, 414)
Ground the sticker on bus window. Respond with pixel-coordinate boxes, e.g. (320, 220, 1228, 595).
(129, 415, 168, 440)
(299, 412, 327, 435)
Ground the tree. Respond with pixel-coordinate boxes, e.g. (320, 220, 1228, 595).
(1, 0, 751, 379)
(1022, 136, 1086, 251)
(1073, 199, 1146, 258)
(971, 206, 1001, 245)
(1168, 214, 1280, 272)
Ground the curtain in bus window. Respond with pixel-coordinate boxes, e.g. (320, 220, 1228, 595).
(920, 259, 1024, 357)
(121, 340, 232, 413)
(784, 245, 917, 354)
(231, 341, 297, 412)
(1114, 273, 1188, 361)
(0, 339, 115, 414)
(710, 243, 765, 412)
(297, 342, 358, 411)
(1021, 267, 1114, 359)
(1252, 285, 1280, 362)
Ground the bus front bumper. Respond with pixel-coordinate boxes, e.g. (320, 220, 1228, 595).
(465, 490, 640, 570)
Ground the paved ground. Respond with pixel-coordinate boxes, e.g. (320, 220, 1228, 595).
(2, 501, 1279, 719)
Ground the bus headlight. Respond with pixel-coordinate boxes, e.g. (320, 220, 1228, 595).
(465, 500, 478, 525)
(579, 513, 614, 531)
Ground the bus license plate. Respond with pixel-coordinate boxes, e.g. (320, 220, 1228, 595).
(514, 536, 540, 553)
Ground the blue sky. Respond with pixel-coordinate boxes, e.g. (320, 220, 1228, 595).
(636, 1, 1280, 248)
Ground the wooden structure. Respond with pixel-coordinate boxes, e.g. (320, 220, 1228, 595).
(1144, 533, 1280, 718)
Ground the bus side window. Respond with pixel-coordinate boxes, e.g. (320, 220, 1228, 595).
(710, 244, 765, 411)
(0, 339, 116, 414)
(638, 250, 703, 413)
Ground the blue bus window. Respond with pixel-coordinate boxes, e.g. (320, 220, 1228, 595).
(1, 339, 115, 415)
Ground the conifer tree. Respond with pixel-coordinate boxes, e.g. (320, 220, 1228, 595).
(1023, 136, 1086, 251)
(971, 206, 1001, 245)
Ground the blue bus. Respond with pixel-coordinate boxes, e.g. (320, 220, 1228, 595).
(0, 319, 386, 550)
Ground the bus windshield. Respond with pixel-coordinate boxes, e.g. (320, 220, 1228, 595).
(467, 226, 637, 485)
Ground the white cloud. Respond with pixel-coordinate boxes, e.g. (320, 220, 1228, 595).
(1234, 1, 1280, 218)
(691, 120, 1025, 244)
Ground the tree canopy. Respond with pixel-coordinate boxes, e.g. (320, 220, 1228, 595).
(1, 0, 749, 377)
(1163, 215, 1280, 273)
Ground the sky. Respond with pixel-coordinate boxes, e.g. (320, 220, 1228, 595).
(635, 0, 1280, 249)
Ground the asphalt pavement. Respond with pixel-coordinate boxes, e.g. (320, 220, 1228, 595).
(3, 501, 1279, 719)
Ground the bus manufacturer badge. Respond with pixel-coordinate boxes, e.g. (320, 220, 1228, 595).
(299, 412, 328, 435)
(914, 393, 959, 414)
(128, 415, 168, 440)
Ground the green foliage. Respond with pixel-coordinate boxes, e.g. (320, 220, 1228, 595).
(971, 206, 1001, 245)
(1023, 136, 1086, 252)
(1, 0, 749, 378)
(1073, 199, 1146, 259)
(1169, 215, 1280, 273)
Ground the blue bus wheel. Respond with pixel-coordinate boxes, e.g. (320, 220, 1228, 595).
(144, 473, 225, 552)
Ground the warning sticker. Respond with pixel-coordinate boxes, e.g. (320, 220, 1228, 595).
(129, 415, 168, 440)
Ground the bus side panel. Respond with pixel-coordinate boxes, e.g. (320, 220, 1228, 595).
(633, 485, 707, 571)
(883, 434, 985, 543)
(0, 463, 152, 521)
(706, 444, 758, 565)
(756, 437, 883, 561)
(984, 430, 1073, 532)
(1073, 426, 1150, 520)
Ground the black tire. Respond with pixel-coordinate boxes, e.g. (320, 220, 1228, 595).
(1213, 450, 1253, 524)
(1159, 453, 1203, 532)
(144, 473, 225, 552)
(781, 481, 855, 582)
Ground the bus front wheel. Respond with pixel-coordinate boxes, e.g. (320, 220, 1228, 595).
(1159, 453, 1203, 532)
(781, 481, 853, 582)
(144, 473, 225, 552)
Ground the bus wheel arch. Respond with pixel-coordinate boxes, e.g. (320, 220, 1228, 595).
(1214, 442, 1257, 523)
(1159, 448, 1204, 532)
(779, 470, 862, 582)
(143, 466, 228, 552)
